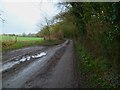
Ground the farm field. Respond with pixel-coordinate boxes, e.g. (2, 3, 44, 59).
(1, 36, 44, 52)
(1, 36, 43, 41)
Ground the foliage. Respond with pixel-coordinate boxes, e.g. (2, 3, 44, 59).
(74, 41, 119, 88)
(67, 2, 120, 69)
(37, 12, 77, 40)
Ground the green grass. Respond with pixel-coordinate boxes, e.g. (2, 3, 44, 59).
(74, 41, 119, 88)
(1, 36, 44, 52)
(1, 36, 64, 52)
(1, 36, 43, 41)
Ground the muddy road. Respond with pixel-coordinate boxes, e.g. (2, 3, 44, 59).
(2, 40, 78, 88)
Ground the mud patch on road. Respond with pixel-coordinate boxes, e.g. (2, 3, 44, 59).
(2, 48, 48, 79)
(23, 45, 67, 88)
(2, 46, 47, 63)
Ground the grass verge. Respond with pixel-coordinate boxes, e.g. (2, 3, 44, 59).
(2, 40, 64, 52)
(74, 41, 119, 88)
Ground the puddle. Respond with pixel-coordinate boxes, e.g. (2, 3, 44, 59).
(1, 61, 20, 72)
(31, 52, 46, 58)
(1, 52, 47, 72)
(26, 56, 31, 61)
(19, 57, 26, 62)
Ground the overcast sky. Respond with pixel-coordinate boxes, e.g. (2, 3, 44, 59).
(0, 0, 60, 34)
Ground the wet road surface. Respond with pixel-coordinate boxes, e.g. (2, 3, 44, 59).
(2, 46, 46, 63)
(42, 40, 76, 88)
(2, 40, 77, 88)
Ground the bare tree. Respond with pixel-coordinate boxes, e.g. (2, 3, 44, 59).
(37, 13, 55, 40)
(44, 16, 51, 40)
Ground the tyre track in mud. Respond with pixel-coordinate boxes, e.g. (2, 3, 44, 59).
(24, 45, 67, 88)
(2, 40, 69, 88)
(24, 40, 78, 88)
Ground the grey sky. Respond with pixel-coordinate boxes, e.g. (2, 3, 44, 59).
(0, 0, 60, 34)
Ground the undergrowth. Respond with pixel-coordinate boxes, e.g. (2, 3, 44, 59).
(74, 41, 119, 88)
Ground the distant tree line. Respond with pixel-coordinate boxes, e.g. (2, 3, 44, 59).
(2, 33, 37, 37)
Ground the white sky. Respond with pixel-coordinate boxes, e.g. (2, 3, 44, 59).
(0, 0, 60, 34)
